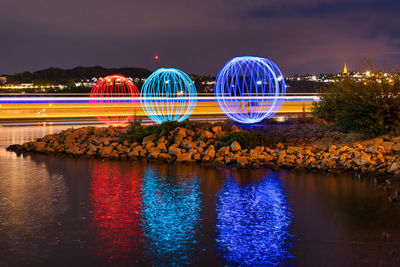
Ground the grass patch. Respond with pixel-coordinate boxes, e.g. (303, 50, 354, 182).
(219, 131, 278, 149)
(122, 118, 221, 143)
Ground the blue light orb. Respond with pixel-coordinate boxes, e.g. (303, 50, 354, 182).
(140, 68, 197, 124)
(214, 56, 286, 124)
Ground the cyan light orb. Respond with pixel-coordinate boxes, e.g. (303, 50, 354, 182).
(214, 56, 286, 124)
(140, 68, 197, 124)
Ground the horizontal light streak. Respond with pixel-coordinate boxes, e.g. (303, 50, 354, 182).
(0, 96, 320, 104)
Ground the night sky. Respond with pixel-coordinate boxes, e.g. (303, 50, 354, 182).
(1, 0, 400, 75)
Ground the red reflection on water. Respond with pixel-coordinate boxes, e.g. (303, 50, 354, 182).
(89, 162, 144, 264)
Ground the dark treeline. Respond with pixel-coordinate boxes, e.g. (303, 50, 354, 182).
(4, 66, 153, 84)
(2, 66, 322, 93)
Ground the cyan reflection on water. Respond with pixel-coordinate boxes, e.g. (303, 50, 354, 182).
(216, 173, 294, 266)
(140, 168, 202, 265)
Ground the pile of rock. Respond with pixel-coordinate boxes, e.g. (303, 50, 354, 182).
(6, 125, 400, 176)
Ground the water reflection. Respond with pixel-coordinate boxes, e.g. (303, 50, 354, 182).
(216, 173, 294, 266)
(141, 167, 202, 265)
(89, 162, 144, 265)
(2, 126, 400, 266)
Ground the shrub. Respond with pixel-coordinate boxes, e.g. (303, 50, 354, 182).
(123, 119, 228, 143)
(219, 131, 278, 149)
(312, 72, 400, 137)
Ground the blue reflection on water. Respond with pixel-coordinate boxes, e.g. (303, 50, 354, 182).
(216, 173, 294, 266)
(141, 169, 202, 265)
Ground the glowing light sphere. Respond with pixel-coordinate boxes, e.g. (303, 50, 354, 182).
(140, 68, 197, 124)
(89, 74, 139, 125)
(214, 56, 286, 124)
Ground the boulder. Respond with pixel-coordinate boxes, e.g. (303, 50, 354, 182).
(157, 142, 167, 151)
(131, 145, 143, 157)
(168, 143, 179, 153)
(217, 146, 230, 156)
(99, 146, 114, 157)
(230, 141, 241, 152)
(202, 145, 216, 162)
(353, 152, 372, 166)
(148, 147, 161, 159)
(389, 162, 398, 172)
(213, 157, 225, 166)
(186, 129, 195, 136)
(176, 152, 192, 162)
(211, 125, 222, 133)
(142, 135, 154, 146)
(236, 156, 249, 168)
(276, 143, 285, 149)
(88, 144, 97, 152)
(200, 130, 213, 140)
(106, 126, 115, 136)
(365, 145, 384, 154)
(181, 138, 193, 149)
(144, 141, 154, 150)
(159, 153, 172, 160)
(170, 147, 183, 156)
(286, 146, 302, 154)
(174, 128, 187, 144)
(193, 152, 202, 161)
(197, 140, 206, 148)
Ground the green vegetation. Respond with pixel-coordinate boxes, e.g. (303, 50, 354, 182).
(312, 71, 400, 137)
(218, 131, 278, 149)
(122, 118, 277, 149)
(123, 118, 213, 143)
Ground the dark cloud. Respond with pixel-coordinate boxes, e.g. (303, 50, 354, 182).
(250, 0, 400, 18)
(0, 0, 400, 75)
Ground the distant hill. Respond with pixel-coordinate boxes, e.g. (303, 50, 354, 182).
(4, 66, 152, 84)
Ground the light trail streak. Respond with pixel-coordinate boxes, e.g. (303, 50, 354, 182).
(0, 96, 318, 122)
(0, 96, 320, 103)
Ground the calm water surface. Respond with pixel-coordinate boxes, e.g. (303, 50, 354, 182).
(0, 125, 400, 266)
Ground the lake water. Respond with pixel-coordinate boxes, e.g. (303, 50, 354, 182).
(0, 125, 400, 266)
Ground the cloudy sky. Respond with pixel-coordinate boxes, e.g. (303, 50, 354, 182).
(1, 0, 399, 75)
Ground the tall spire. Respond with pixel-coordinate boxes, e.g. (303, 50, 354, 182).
(343, 63, 348, 75)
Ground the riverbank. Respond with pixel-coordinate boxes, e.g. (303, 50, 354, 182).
(6, 122, 400, 188)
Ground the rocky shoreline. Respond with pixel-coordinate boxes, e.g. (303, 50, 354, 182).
(6, 123, 400, 187)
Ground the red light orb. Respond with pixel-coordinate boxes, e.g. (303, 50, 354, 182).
(154, 55, 159, 60)
(89, 74, 139, 125)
